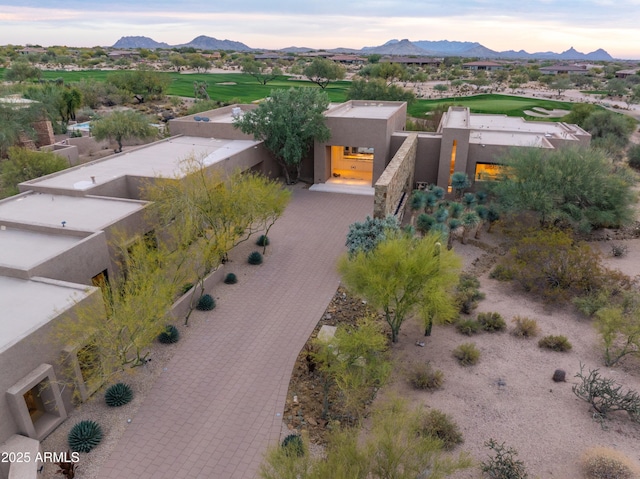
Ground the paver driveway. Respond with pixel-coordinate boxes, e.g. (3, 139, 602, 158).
(98, 187, 372, 479)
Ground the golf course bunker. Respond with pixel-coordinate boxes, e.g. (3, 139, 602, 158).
(524, 106, 570, 118)
(216, 82, 237, 85)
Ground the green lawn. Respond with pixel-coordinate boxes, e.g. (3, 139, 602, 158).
(1, 69, 582, 120)
(407, 94, 576, 120)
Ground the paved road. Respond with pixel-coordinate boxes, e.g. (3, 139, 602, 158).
(98, 187, 372, 479)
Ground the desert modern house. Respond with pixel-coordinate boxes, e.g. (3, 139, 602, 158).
(0, 100, 588, 478)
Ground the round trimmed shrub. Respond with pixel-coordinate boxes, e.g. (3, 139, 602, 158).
(453, 342, 480, 366)
(417, 409, 464, 450)
(538, 335, 572, 352)
(248, 251, 263, 265)
(105, 383, 133, 407)
(581, 446, 640, 479)
(224, 273, 238, 284)
(68, 420, 103, 453)
(196, 293, 216, 311)
(477, 312, 506, 332)
(158, 324, 180, 344)
(281, 434, 304, 457)
(256, 234, 270, 247)
(408, 362, 444, 391)
(455, 318, 481, 336)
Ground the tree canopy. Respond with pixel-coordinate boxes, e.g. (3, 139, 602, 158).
(233, 88, 331, 184)
(303, 58, 346, 89)
(489, 146, 636, 232)
(1, 147, 69, 197)
(346, 78, 415, 104)
(241, 58, 281, 85)
(107, 69, 169, 103)
(90, 110, 157, 153)
(339, 232, 461, 342)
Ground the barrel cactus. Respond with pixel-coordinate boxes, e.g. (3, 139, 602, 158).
(196, 293, 216, 311)
(105, 383, 133, 407)
(68, 420, 103, 453)
(158, 324, 180, 344)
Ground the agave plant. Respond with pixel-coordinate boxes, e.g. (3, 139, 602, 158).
(224, 273, 238, 284)
(68, 420, 103, 453)
(196, 293, 216, 311)
(158, 324, 180, 344)
(248, 251, 263, 265)
(105, 383, 133, 407)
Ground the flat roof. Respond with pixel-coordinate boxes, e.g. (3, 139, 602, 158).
(469, 131, 552, 148)
(326, 101, 404, 120)
(0, 227, 82, 270)
(0, 193, 146, 231)
(25, 136, 261, 193)
(469, 114, 574, 136)
(0, 276, 91, 353)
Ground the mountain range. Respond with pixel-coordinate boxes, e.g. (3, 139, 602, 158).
(112, 35, 614, 61)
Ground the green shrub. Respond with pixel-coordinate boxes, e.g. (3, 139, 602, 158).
(281, 434, 304, 457)
(627, 144, 640, 169)
(256, 234, 270, 247)
(223, 273, 238, 284)
(417, 409, 463, 450)
(158, 324, 180, 344)
(104, 383, 133, 407)
(68, 420, 103, 453)
(196, 293, 216, 311)
(610, 243, 629, 258)
(248, 251, 263, 265)
(511, 316, 539, 338)
(477, 312, 506, 332)
(581, 447, 640, 479)
(572, 290, 611, 317)
(456, 318, 481, 336)
(481, 439, 528, 479)
(178, 282, 194, 296)
(455, 274, 485, 314)
(408, 362, 444, 391)
(489, 264, 514, 281)
(453, 342, 480, 366)
(538, 335, 572, 352)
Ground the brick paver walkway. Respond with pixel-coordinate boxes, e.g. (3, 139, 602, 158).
(98, 187, 372, 479)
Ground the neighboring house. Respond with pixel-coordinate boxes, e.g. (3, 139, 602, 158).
(539, 64, 589, 75)
(0, 101, 589, 476)
(382, 56, 442, 67)
(329, 55, 367, 64)
(615, 69, 639, 79)
(462, 61, 504, 71)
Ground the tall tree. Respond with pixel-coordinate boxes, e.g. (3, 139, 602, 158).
(241, 58, 281, 85)
(144, 160, 291, 323)
(90, 110, 156, 153)
(303, 58, 346, 89)
(346, 78, 415, 103)
(4, 60, 41, 82)
(107, 69, 169, 103)
(233, 88, 331, 184)
(338, 232, 461, 342)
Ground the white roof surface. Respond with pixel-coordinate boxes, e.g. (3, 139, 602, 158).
(0, 276, 91, 353)
(0, 227, 82, 270)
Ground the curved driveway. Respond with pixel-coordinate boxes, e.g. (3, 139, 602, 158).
(98, 187, 372, 479)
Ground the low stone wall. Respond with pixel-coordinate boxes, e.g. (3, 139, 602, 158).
(170, 264, 226, 322)
(373, 133, 418, 220)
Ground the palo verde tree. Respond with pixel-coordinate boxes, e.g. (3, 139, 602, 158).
(144, 158, 291, 324)
(241, 58, 281, 85)
(107, 68, 170, 103)
(58, 232, 177, 381)
(489, 146, 636, 232)
(338, 231, 461, 342)
(233, 88, 331, 184)
(91, 110, 157, 153)
(303, 58, 346, 89)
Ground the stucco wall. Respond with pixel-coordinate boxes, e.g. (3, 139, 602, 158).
(0, 282, 103, 446)
(168, 104, 258, 140)
(374, 133, 418, 219)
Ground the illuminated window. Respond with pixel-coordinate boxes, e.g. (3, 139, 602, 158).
(474, 163, 504, 181)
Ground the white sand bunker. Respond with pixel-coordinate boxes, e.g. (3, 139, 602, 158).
(216, 82, 237, 85)
(524, 107, 570, 118)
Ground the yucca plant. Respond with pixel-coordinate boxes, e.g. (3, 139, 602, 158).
(196, 293, 216, 311)
(68, 420, 103, 453)
(105, 383, 133, 407)
(158, 324, 180, 344)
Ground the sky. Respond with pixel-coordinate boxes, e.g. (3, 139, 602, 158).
(1, 0, 639, 59)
